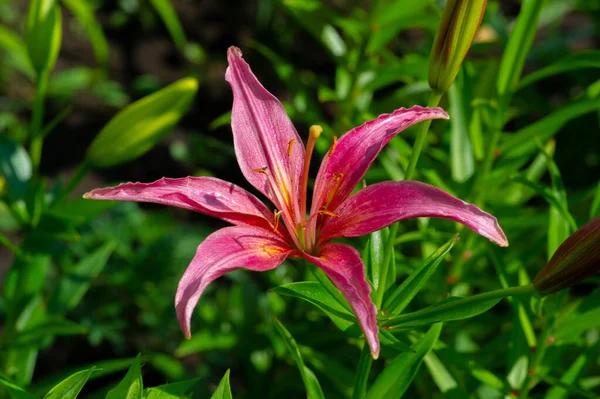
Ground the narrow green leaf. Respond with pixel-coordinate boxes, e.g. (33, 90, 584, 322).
(149, 0, 187, 51)
(509, 175, 577, 232)
(271, 282, 354, 326)
(496, 0, 547, 101)
(384, 235, 459, 314)
(0, 375, 38, 399)
(519, 50, 600, 88)
(86, 77, 198, 168)
(210, 369, 232, 399)
(105, 354, 143, 399)
(0, 133, 32, 201)
(368, 229, 385, 292)
(49, 242, 116, 314)
(7, 317, 87, 349)
(507, 356, 528, 390)
(145, 378, 199, 399)
(31, 357, 138, 396)
(544, 354, 588, 399)
(62, 0, 109, 66)
(274, 319, 325, 399)
(174, 330, 237, 357)
(500, 98, 600, 159)
(0, 25, 35, 77)
(365, 323, 442, 398)
(385, 295, 501, 329)
(424, 351, 458, 393)
(43, 367, 95, 399)
(449, 81, 474, 182)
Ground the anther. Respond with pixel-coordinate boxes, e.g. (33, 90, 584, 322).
(287, 139, 296, 158)
(273, 210, 282, 232)
(252, 166, 268, 175)
(318, 209, 340, 218)
(328, 136, 338, 157)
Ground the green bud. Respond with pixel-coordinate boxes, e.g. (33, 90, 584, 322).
(87, 77, 198, 168)
(428, 0, 487, 92)
(534, 217, 600, 295)
(25, 0, 62, 76)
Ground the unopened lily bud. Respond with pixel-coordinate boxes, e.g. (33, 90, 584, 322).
(534, 217, 600, 295)
(87, 77, 198, 168)
(25, 0, 62, 76)
(428, 0, 487, 92)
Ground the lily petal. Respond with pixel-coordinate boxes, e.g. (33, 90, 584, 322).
(319, 181, 508, 247)
(226, 46, 305, 226)
(310, 106, 449, 220)
(303, 244, 380, 359)
(84, 177, 275, 231)
(176, 226, 293, 338)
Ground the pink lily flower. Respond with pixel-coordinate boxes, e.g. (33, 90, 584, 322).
(84, 47, 508, 359)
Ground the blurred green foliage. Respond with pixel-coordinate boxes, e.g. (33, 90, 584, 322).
(0, 0, 599, 398)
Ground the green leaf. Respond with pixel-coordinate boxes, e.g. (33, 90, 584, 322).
(496, 0, 547, 102)
(279, 0, 346, 57)
(500, 98, 600, 160)
(449, 80, 474, 182)
(86, 77, 198, 168)
(7, 317, 87, 349)
(105, 354, 143, 399)
(424, 351, 458, 393)
(149, 0, 187, 51)
(210, 369, 232, 399)
(271, 282, 355, 330)
(25, 0, 62, 75)
(544, 354, 588, 399)
(507, 356, 528, 390)
(144, 378, 199, 399)
(519, 50, 600, 88)
(0, 25, 35, 77)
(48, 242, 115, 314)
(61, 0, 109, 66)
(368, 1, 437, 53)
(274, 319, 325, 399)
(0, 133, 32, 201)
(174, 330, 237, 357)
(43, 367, 95, 399)
(31, 357, 138, 396)
(384, 295, 502, 329)
(0, 375, 38, 399)
(384, 235, 459, 315)
(365, 323, 442, 398)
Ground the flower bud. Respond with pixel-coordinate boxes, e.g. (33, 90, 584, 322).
(534, 217, 600, 295)
(25, 0, 62, 76)
(428, 0, 487, 92)
(87, 77, 198, 168)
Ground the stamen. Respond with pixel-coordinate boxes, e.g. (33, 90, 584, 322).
(328, 136, 338, 158)
(300, 125, 323, 221)
(324, 172, 344, 209)
(252, 166, 268, 175)
(287, 139, 296, 158)
(318, 209, 340, 218)
(272, 210, 282, 232)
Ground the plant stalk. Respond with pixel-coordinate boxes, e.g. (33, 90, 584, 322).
(29, 68, 50, 173)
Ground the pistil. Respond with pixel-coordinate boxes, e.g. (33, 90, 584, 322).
(300, 125, 322, 221)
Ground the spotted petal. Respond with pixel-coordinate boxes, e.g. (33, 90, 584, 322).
(310, 106, 449, 222)
(84, 176, 275, 231)
(176, 226, 293, 338)
(303, 244, 380, 359)
(226, 46, 305, 227)
(319, 181, 508, 247)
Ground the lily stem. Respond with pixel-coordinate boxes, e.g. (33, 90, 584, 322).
(404, 90, 444, 181)
(29, 68, 50, 173)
